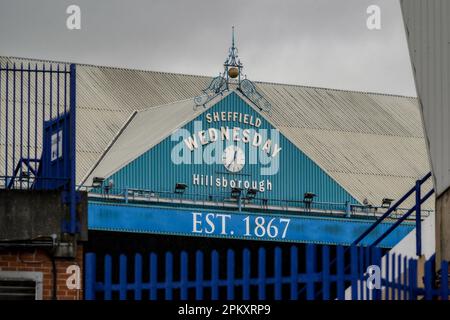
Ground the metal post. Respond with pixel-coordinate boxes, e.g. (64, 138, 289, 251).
(345, 201, 351, 218)
(415, 180, 422, 256)
(69, 64, 77, 234)
(238, 193, 242, 212)
(85, 253, 96, 300)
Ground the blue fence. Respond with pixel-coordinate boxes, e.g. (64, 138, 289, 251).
(0, 62, 78, 233)
(84, 244, 450, 300)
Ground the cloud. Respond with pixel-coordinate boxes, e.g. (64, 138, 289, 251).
(0, 0, 416, 96)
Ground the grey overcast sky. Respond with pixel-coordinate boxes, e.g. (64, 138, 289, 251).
(0, 0, 417, 96)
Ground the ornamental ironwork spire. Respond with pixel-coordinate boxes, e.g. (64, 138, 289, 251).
(194, 27, 271, 112)
(223, 26, 243, 84)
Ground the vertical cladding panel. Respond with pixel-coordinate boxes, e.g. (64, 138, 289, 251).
(401, 0, 450, 196)
(107, 92, 359, 204)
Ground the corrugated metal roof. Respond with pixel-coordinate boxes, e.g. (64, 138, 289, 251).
(83, 95, 225, 182)
(0, 56, 432, 209)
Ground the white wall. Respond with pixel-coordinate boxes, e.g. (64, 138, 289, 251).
(400, 0, 450, 197)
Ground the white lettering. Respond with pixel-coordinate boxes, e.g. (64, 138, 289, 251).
(192, 212, 203, 233)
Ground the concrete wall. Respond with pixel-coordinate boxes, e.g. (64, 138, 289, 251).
(400, 0, 450, 262)
(436, 189, 450, 262)
(0, 190, 88, 241)
(0, 190, 87, 299)
(401, 0, 450, 197)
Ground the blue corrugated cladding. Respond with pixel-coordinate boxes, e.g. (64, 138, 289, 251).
(106, 92, 360, 205)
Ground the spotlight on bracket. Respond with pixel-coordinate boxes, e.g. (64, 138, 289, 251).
(245, 188, 258, 201)
(92, 177, 105, 188)
(303, 192, 317, 203)
(231, 187, 242, 199)
(174, 183, 188, 194)
(303, 192, 317, 209)
(381, 198, 394, 208)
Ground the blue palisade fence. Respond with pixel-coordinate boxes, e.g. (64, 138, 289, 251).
(85, 244, 450, 300)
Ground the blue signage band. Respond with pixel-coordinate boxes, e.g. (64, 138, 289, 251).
(88, 201, 413, 248)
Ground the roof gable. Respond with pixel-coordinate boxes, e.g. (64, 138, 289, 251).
(91, 91, 360, 205)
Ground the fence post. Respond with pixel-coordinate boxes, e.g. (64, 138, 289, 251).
(258, 247, 266, 300)
(211, 250, 219, 300)
(322, 245, 330, 300)
(104, 255, 112, 300)
(149, 252, 158, 300)
(19, 63, 23, 188)
(4, 63, 9, 187)
(12, 63, 16, 189)
(408, 259, 418, 300)
(391, 252, 396, 300)
(242, 249, 251, 300)
(424, 256, 434, 300)
(134, 254, 142, 300)
(403, 256, 408, 300)
(196, 250, 204, 300)
(397, 254, 403, 300)
(336, 245, 345, 300)
(290, 246, 298, 300)
(165, 252, 173, 300)
(85, 253, 96, 300)
(370, 247, 382, 300)
(361, 246, 367, 300)
(305, 244, 316, 300)
(119, 255, 127, 300)
(385, 251, 390, 300)
(226, 249, 235, 300)
(180, 251, 188, 300)
(26, 63, 31, 189)
(350, 245, 358, 300)
(274, 247, 282, 300)
(69, 63, 76, 234)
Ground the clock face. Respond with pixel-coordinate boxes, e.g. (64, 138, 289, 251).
(222, 145, 245, 173)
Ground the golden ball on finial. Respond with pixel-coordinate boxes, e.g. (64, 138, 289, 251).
(228, 67, 239, 78)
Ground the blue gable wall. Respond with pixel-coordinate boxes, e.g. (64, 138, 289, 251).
(105, 92, 359, 205)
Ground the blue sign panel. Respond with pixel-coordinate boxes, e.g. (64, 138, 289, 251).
(88, 201, 414, 248)
(34, 112, 72, 190)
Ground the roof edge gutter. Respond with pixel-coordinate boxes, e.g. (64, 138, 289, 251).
(79, 110, 138, 188)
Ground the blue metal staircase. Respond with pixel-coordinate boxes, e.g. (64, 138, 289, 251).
(352, 172, 434, 256)
(305, 172, 434, 299)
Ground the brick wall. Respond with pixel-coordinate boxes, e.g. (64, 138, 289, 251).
(0, 244, 83, 300)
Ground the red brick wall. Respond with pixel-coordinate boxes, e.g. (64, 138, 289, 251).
(0, 245, 83, 300)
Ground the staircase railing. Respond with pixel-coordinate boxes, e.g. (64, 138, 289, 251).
(352, 172, 434, 256)
(306, 172, 434, 298)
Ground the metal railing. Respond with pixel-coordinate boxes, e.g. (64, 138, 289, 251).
(81, 185, 432, 220)
(0, 62, 78, 233)
(352, 172, 434, 256)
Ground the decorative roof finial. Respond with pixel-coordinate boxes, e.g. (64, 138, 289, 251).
(224, 26, 242, 81)
(232, 25, 235, 49)
(194, 26, 272, 112)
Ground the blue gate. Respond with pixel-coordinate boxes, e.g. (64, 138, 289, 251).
(85, 244, 450, 300)
(0, 61, 78, 233)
